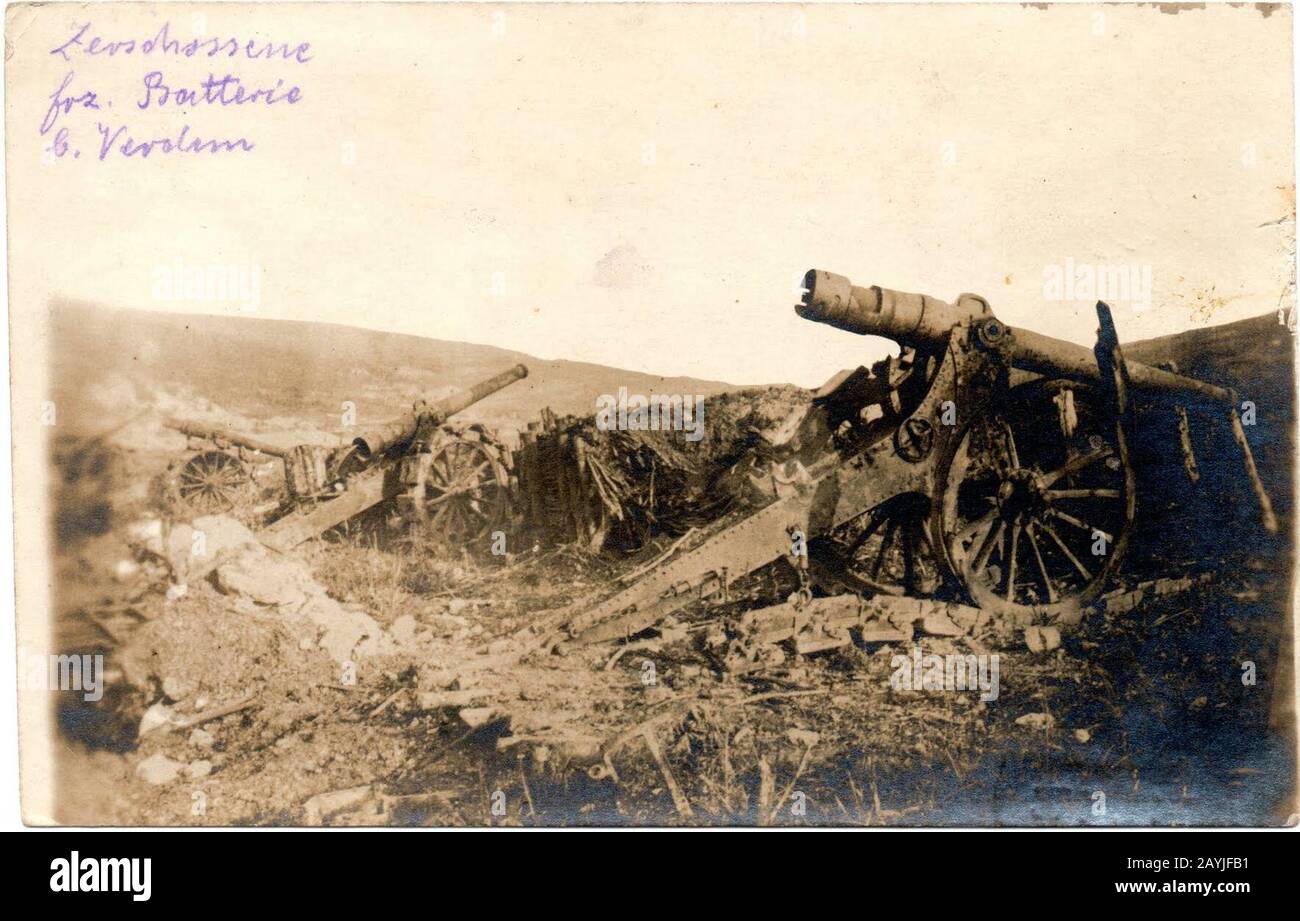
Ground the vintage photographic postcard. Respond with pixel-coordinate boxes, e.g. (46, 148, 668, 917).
(5, 1, 1296, 827)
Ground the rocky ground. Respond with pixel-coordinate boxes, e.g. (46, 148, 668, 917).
(44, 313, 1297, 827)
(49, 444, 1295, 826)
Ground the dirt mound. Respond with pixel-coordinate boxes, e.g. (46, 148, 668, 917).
(122, 586, 327, 709)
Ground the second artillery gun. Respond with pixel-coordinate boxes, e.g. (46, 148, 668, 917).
(165, 364, 529, 550)
(559, 270, 1278, 649)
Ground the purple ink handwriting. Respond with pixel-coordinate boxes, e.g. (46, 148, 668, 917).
(40, 22, 308, 161)
(51, 21, 312, 64)
(40, 71, 101, 135)
(137, 72, 302, 109)
(95, 122, 255, 161)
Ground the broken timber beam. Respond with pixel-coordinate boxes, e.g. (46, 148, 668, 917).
(260, 468, 394, 551)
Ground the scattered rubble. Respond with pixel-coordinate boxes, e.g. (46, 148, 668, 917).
(1023, 625, 1062, 654)
(63, 492, 1286, 827)
(136, 753, 185, 786)
(303, 785, 375, 826)
(46, 307, 1294, 825)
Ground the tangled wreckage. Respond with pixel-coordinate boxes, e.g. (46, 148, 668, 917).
(164, 363, 528, 548)
(551, 269, 1278, 661)
(53, 266, 1290, 825)
(159, 268, 1279, 667)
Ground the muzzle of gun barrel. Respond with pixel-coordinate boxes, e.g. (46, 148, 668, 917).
(796, 269, 990, 347)
(796, 269, 865, 333)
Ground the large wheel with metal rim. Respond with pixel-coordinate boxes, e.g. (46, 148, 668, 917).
(415, 438, 511, 544)
(178, 450, 251, 514)
(934, 380, 1135, 623)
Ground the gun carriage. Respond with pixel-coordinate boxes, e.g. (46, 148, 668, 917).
(559, 270, 1276, 649)
(164, 364, 529, 549)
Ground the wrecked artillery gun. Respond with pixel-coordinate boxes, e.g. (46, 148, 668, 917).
(559, 269, 1278, 655)
(165, 364, 528, 549)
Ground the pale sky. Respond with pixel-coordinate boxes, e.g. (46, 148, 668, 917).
(7, 2, 1295, 387)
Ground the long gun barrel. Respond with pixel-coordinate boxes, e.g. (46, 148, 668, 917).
(799, 268, 1277, 533)
(351, 363, 529, 460)
(165, 418, 292, 458)
(798, 269, 1233, 404)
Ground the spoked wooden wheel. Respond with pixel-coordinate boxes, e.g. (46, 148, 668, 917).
(178, 451, 251, 514)
(416, 439, 510, 544)
(935, 380, 1135, 622)
(825, 493, 940, 596)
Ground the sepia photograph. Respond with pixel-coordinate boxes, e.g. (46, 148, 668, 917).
(2, 0, 1297, 851)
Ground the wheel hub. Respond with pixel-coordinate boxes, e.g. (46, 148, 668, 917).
(995, 468, 1046, 518)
